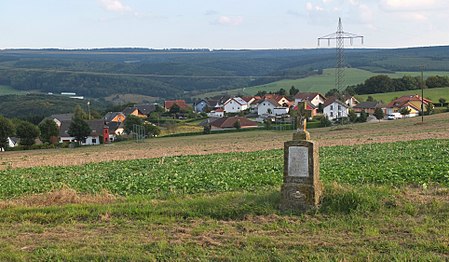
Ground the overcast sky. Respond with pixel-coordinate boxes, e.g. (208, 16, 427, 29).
(1, 0, 448, 49)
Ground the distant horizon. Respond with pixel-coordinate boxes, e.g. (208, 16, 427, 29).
(1, 44, 449, 52)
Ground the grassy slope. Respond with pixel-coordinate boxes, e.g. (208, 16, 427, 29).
(357, 86, 449, 103)
(0, 85, 24, 96)
(198, 68, 449, 98)
(0, 139, 448, 260)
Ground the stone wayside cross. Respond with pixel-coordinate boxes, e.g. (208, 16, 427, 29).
(280, 102, 322, 212)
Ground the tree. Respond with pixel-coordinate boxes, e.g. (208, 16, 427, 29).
(39, 119, 59, 144)
(0, 115, 15, 150)
(16, 121, 40, 147)
(124, 115, 144, 134)
(373, 107, 384, 122)
(68, 117, 91, 145)
(325, 89, 341, 99)
(348, 109, 357, 123)
(366, 96, 374, 102)
(320, 115, 332, 127)
(169, 104, 181, 115)
(425, 103, 434, 115)
(439, 98, 446, 107)
(144, 123, 161, 137)
(264, 118, 272, 130)
(203, 123, 212, 134)
(289, 85, 299, 96)
(74, 105, 88, 120)
(399, 107, 411, 119)
(357, 110, 368, 123)
(317, 103, 324, 113)
(277, 88, 286, 96)
(233, 119, 241, 130)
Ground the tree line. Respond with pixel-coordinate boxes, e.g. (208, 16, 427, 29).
(346, 75, 449, 95)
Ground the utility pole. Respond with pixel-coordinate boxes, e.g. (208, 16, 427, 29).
(87, 101, 91, 120)
(421, 66, 424, 123)
(318, 18, 364, 91)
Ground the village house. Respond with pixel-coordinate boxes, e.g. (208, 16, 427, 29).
(164, 100, 191, 112)
(292, 100, 318, 118)
(223, 97, 248, 113)
(207, 108, 225, 118)
(343, 95, 360, 108)
(193, 99, 211, 113)
(123, 104, 158, 118)
(385, 95, 432, 117)
(294, 92, 326, 107)
(47, 113, 74, 128)
(257, 98, 290, 117)
(323, 97, 349, 120)
(122, 107, 147, 118)
(104, 112, 126, 123)
(353, 101, 386, 115)
(59, 119, 110, 145)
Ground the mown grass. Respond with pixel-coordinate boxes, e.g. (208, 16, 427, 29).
(0, 184, 447, 260)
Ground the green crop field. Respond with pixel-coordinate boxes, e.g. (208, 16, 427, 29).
(198, 68, 449, 98)
(1, 139, 448, 199)
(357, 86, 449, 103)
(0, 139, 448, 260)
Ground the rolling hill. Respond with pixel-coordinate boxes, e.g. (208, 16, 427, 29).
(1, 46, 449, 101)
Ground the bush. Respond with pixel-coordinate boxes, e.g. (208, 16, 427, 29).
(320, 115, 332, 127)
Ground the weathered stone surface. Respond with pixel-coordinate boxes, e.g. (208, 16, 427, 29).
(280, 137, 322, 212)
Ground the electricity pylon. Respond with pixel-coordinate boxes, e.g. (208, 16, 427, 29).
(318, 18, 364, 90)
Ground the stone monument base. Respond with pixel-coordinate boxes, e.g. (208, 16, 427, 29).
(279, 182, 322, 212)
(280, 137, 322, 212)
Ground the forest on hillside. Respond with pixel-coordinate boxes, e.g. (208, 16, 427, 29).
(1, 46, 449, 99)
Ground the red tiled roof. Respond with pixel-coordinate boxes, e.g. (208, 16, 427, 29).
(210, 117, 258, 129)
(164, 100, 190, 110)
(386, 95, 432, 108)
(293, 100, 316, 111)
(323, 97, 347, 108)
(294, 92, 324, 101)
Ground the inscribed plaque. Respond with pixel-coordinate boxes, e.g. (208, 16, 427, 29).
(288, 146, 309, 177)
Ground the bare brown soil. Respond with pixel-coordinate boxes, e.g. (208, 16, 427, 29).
(1, 113, 448, 170)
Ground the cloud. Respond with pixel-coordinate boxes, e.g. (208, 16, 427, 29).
(98, 0, 132, 12)
(215, 16, 244, 26)
(380, 0, 447, 11)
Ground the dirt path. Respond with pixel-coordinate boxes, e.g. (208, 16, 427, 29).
(1, 113, 448, 170)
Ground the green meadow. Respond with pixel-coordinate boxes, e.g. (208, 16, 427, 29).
(198, 68, 449, 98)
(357, 86, 449, 103)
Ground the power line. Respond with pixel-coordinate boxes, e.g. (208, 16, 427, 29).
(318, 18, 364, 90)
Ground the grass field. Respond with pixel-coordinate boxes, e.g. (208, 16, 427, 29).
(0, 85, 23, 96)
(357, 86, 449, 103)
(0, 139, 448, 260)
(198, 68, 449, 98)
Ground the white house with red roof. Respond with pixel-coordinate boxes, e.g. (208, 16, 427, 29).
(257, 98, 290, 117)
(294, 92, 326, 107)
(223, 97, 248, 113)
(207, 108, 225, 118)
(323, 97, 349, 120)
(385, 95, 432, 117)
